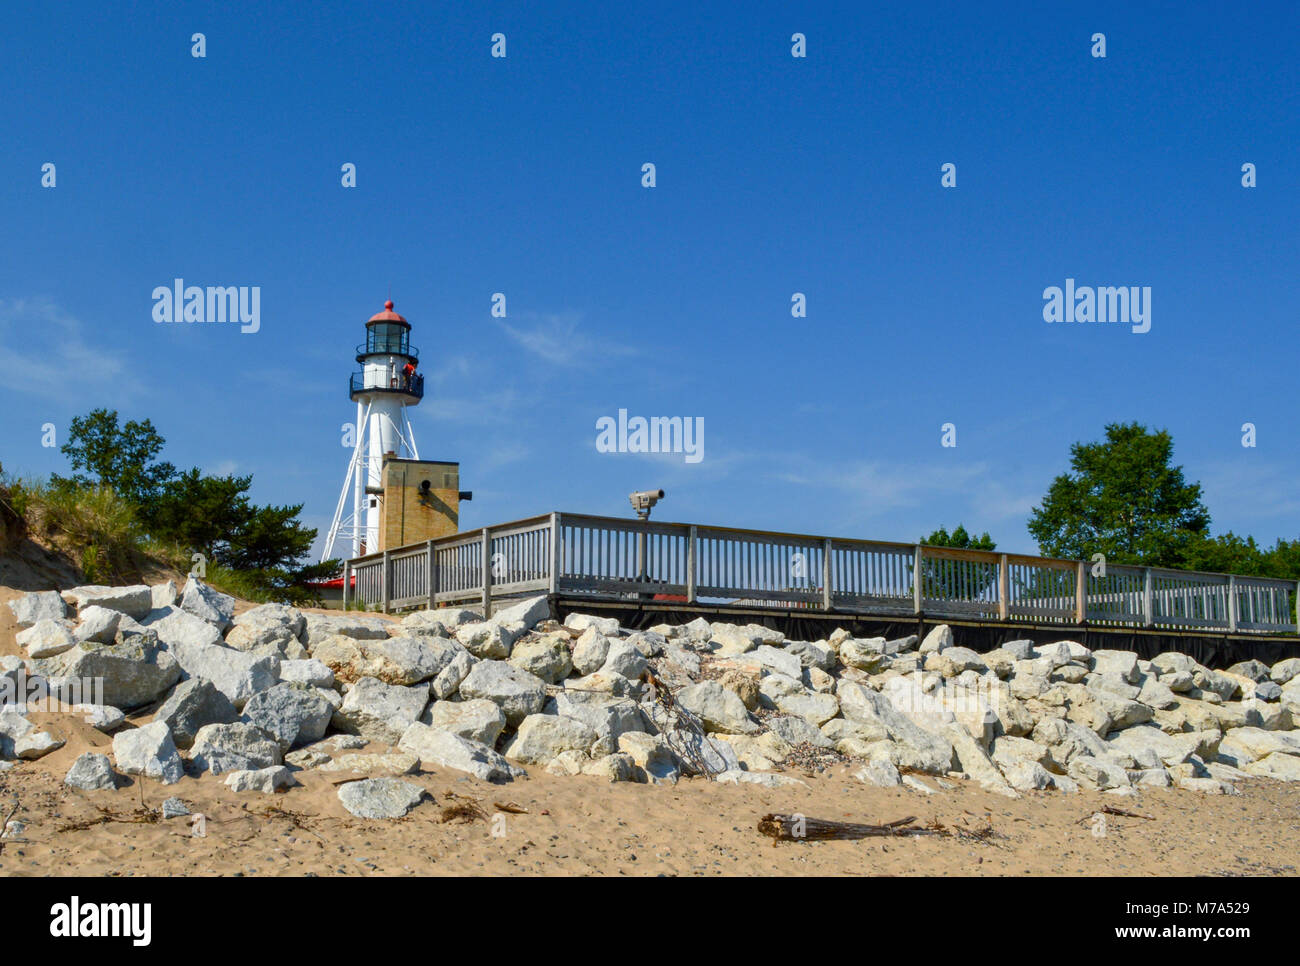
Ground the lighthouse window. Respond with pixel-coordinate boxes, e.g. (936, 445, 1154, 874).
(368, 323, 408, 354)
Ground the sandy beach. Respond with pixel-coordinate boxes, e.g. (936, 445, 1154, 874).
(2, 727, 1298, 877)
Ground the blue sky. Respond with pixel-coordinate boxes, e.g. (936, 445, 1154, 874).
(2, 0, 1297, 558)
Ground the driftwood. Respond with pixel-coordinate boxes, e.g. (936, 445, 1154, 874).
(758, 813, 941, 842)
(1076, 805, 1155, 825)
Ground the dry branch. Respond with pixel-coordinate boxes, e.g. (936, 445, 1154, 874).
(758, 813, 942, 842)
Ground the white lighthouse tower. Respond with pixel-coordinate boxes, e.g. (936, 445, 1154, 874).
(322, 300, 424, 560)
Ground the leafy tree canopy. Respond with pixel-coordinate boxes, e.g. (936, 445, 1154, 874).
(1028, 422, 1209, 568)
(921, 524, 996, 551)
(53, 408, 176, 509)
(56, 409, 336, 603)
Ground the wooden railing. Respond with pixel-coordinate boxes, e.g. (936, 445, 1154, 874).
(343, 512, 1299, 635)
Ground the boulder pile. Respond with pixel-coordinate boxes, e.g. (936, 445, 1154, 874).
(7, 581, 1300, 816)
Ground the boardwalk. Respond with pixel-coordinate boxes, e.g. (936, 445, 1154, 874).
(345, 512, 1298, 636)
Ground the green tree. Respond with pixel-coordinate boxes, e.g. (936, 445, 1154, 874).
(1028, 422, 1210, 567)
(916, 525, 997, 603)
(53, 408, 176, 510)
(55, 409, 338, 603)
(148, 468, 256, 559)
(1182, 532, 1264, 575)
(920, 524, 996, 551)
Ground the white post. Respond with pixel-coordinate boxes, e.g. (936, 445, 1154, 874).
(913, 546, 923, 615)
(548, 513, 561, 594)
(686, 526, 697, 603)
(1075, 561, 1086, 624)
(481, 528, 492, 618)
(426, 539, 436, 609)
(822, 538, 832, 611)
(998, 554, 1009, 620)
(352, 400, 365, 557)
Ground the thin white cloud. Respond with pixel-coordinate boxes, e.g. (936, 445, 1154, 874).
(1199, 458, 1300, 528)
(496, 311, 636, 367)
(0, 297, 140, 401)
(773, 455, 1042, 540)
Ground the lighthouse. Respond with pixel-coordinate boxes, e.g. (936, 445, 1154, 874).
(323, 301, 465, 562)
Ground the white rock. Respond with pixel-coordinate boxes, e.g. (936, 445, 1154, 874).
(72, 704, 126, 732)
(785, 640, 836, 670)
(570, 627, 611, 676)
(943, 725, 1018, 798)
(65, 751, 119, 790)
(318, 752, 419, 777)
(1243, 752, 1300, 781)
(241, 683, 334, 751)
(999, 639, 1036, 660)
(1001, 759, 1053, 791)
(1105, 725, 1198, 768)
(766, 713, 835, 750)
(1067, 755, 1131, 791)
(457, 660, 546, 726)
(508, 633, 573, 684)
(545, 690, 646, 756)
(179, 576, 236, 631)
(155, 678, 239, 748)
(406, 607, 481, 632)
(169, 640, 280, 709)
(1269, 658, 1300, 685)
(74, 606, 125, 644)
(144, 607, 224, 649)
(63, 584, 153, 619)
(7, 590, 67, 628)
(918, 624, 953, 655)
(836, 681, 955, 774)
(149, 580, 178, 609)
(430, 649, 475, 700)
(617, 732, 679, 784)
(708, 623, 759, 656)
(337, 777, 425, 818)
(853, 759, 902, 787)
(398, 723, 525, 781)
(279, 658, 335, 689)
(598, 638, 648, 680)
(929, 645, 987, 675)
(313, 634, 460, 686)
(504, 713, 600, 764)
(676, 680, 758, 735)
(1174, 776, 1237, 795)
(333, 677, 430, 743)
(17, 619, 77, 658)
(302, 613, 393, 646)
(773, 691, 840, 726)
(838, 638, 891, 672)
(581, 752, 638, 782)
(454, 622, 515, 659)
(1090, 649, 1140, 683)
(189, 721, 282, 774)
(56, 632, 183, 710)
(488, 595, 550, 631)
(715, 770, 806, 789)
(225, 765, 295, 794)
(112, 721, 184, 784)
(422, 698, 506, 746)
(564, 613, 620, 635)
(15, 731, 64, 759)
(0, 711, 34, 758)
